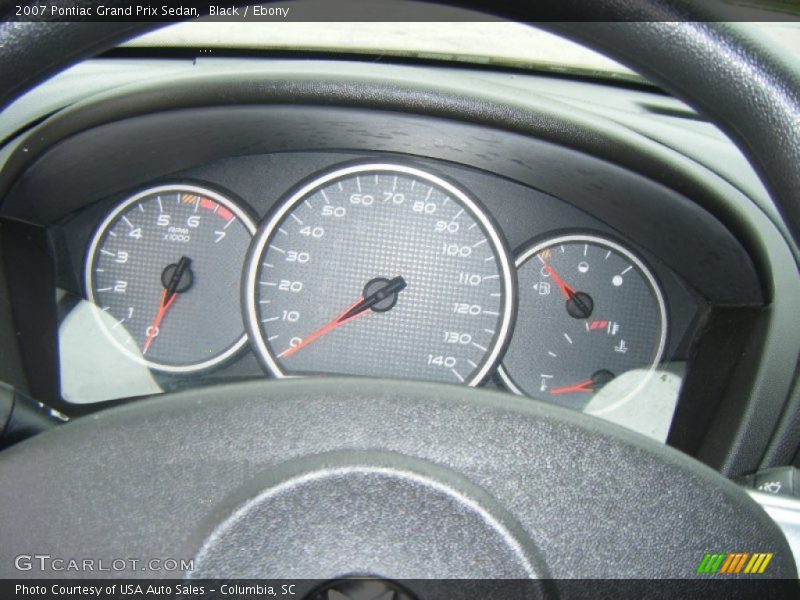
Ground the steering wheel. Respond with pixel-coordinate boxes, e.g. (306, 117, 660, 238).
(0, 0, 798, 588)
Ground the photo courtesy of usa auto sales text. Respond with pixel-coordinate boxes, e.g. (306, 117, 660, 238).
(16, 584, 206, 597)
(15, 584, 299, 596)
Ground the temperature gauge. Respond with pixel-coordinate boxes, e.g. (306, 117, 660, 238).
(498, 234, 667, 413)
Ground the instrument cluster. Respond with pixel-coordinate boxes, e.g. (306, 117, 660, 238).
(72, 158, 679, 432)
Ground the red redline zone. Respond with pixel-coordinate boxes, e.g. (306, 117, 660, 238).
(180, 193, 234, 220)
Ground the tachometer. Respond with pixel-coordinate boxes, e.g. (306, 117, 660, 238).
(85, 184, 256, 372)
(244, 163, 515, 385)
(498, 234, 667, 412)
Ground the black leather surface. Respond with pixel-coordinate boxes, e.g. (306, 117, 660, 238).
(0, 20, 142, 109)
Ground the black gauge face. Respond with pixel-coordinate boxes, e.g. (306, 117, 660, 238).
(85, 185, 256, 372)
(498, 234, 667, 412)
(244, 163, 515, 385)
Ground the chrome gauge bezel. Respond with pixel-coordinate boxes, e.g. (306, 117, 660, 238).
(84, 183, 257, 373)
(243, 162, 516, 386)
(497, 233, 668, 412)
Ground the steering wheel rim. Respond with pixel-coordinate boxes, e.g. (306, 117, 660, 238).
(1, 4, 798, 246)
(0, 0, 798, 585)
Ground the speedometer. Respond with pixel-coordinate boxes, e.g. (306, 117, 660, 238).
(244, 163, 515, 385)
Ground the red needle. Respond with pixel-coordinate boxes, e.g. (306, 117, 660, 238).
(279, 298, 366, 359)
(543, 263, 576, 300)
(142, 289, 178, 355)
(141, 256, 192, 355)
(280, 276, 406, 359)
(550, 379, 594, 395)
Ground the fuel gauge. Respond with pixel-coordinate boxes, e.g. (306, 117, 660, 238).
(498, 234, 667, 413)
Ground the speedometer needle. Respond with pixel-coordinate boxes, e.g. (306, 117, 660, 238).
(142, 256, 191, 355)
(280, 276, 407, 359)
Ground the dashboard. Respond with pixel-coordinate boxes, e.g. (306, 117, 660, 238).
(4, 14, 800, 583)
(55, 151, 698, 442)
(0, 57, 795, 465)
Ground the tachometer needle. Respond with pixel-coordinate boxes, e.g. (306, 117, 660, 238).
(280, 275, 406, 358)
(142, 256, 192, 355)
